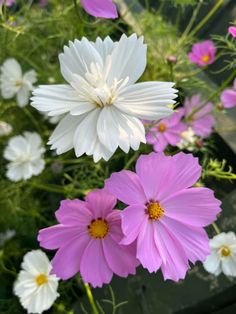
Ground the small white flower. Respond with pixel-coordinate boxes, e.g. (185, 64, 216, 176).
(14, 250, 60, 314)
(177, 127, 196, 151)
(0, 58, 37, 107)
(4, 132, 45, 181)
(0, 120, 13, 136)
(203, 232, 236, 277)
(31, 34, 177, 162)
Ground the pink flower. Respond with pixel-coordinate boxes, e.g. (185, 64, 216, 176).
(183, 94, 215, 138)
(220, 79, 236, 109)
(80, 0, 118, 19)
(0, 0, 15, 6)
(188, 40, 216, 67)
(228, 26, 236, 38)
(146, 109, 187, 152)
(38, 189, 137, 287)
(105, 152, 221, 281)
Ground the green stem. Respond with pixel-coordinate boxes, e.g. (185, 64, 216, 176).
(189, 0, 224, 37)
(84, 283, 99, 314)
(212, 222, 221, 235)
(29, 182, 65, 194)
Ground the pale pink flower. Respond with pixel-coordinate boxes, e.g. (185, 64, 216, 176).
(228, 26, 236, 38)
(38, 189, 138, 287)
(220, 79, 236, 109)
(80, 0, 118, 19)
(188, 40, 216, 67)
(105, 152, 221, 281)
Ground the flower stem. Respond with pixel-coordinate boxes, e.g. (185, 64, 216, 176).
(189, 0, 224, 37)
(212, 222, 221, 235)
(84, 283, 99, 314)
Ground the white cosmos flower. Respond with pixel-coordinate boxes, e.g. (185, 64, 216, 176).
(14, 250, 60, 314)
(4, 132, 45, 181)
(203, 232, 236, 277)
(177, 127, 196, 151)
(0, 58, 37, 107)
(31, 34, 177, 162)
(0, 120, 13, 136)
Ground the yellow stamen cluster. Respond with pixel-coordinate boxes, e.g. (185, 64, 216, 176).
(36, 274, 48, 286)
(220, 246, 231, 257)
(147, 202, 164, 220)
(201, 54, 210, 63)
(158, 123, 166, 133)
(88, 218, 109, 239)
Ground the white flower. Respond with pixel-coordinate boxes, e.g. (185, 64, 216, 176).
(0, 120, 13, 136)
(0, 58, 37, 107)
(177, 127, 196, 151)
(31, 34, 177, 162)
(14, 250, 60, 314)
(4, 132, 45, 181)
(203, 232, 236, 277)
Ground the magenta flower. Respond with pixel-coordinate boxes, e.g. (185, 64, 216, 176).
(38, 189, 137, 287)
(105, 152, 221, 281)
(146, 109, 187, 152)
(188, 40, 216, 67)
(228, 26, 236, 38)
(183, 94, 215, 138)
(220, 79, 236, 109)
(0, 0, 15, 6)
(80, 0, 118, 19)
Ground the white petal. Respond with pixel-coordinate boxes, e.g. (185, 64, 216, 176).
(23, 69, 37, 85)
(31, 84, 95, 116)
(116, 81, 177, 120)
(92, 36, 117, 62)
(22, 250, 51, 275)
(16, 85, 30, 107)
(92, 139, 114, 162)
(203, 252, 221, 275)
(59, 37, 103, 83)
(108, 34, 147, 85)
(6, 163, 28, 182)
(4, 135, 27, 160)
(222, 257, 236, 277)
(48, 114, 84, 154)
(73, 109, 100, 157)
(97, 106, 146, 153)
(0, 58, 22, 81)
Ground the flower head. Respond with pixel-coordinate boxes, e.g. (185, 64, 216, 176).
(0, 120, 12, 136)
(188, 40, 216, 67)
(176, 127, 198, 151)
(146, 109, 187, 152)
(14, 250, 60, 314)
(38, 189, 138, 287)
(105, 152, 221, 281)
(80, 0, 118, 19)
(220, 79, 236, 109)
(0, 58, 37, 107)
(183, 94, 215, 138)
(203, 232, 236, 277)
(228, 26, 236, 38)
(4, 132, 45, 181)
(31, 34, 177, 162)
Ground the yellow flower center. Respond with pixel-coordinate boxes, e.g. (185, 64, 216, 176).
(201, 54, 210, 63)
(15, 80, 23, 87)
(158, 123, 166, 133)
(36, 274, 48, 286)
(147, 202, 164, 220)
(220, 246, 231, 257)
(88, 218, 109, 239)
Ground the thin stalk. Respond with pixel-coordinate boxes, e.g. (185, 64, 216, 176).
(84, 283, 99, 314)
(212, 222, 221, 235)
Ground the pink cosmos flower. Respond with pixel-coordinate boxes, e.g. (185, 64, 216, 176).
(38, 189, 137, 288)
(228, 26, 236, 38)
(105, 152, 221, 281)
(220, 79, 236, 109)
(80, 0, 118, 19)
(146, 109, 187, 152)
(0, 0, 15, 6)
(188, 40, 216, 67)
(183, 94, 215, 138)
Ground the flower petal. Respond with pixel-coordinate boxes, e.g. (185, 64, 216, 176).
(80, 0, 118, 19)
(105, 170, 147, 205)
(203, 252, 221, 275)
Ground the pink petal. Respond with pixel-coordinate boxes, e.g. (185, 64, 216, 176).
(105, 170, 147, 205)
(154, 221, 189, 281)
(80, 239, 113, 287)
(228, 26, 236, 38)
(162, 187, 221, 227)
(220, 89, 236, 109)
(80, 0, 118, 19)
(137, 219, 162, 272)
(38, 225, 82, 249)
(85, 189, 117, 218)
(51, 231, 90, 280)
(102, 234, 137, 277)
(160, 216, 210, 263)
(192, 115, 215, 137)
(120, 204, 147, 245)
(55, 199, 92, 226)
